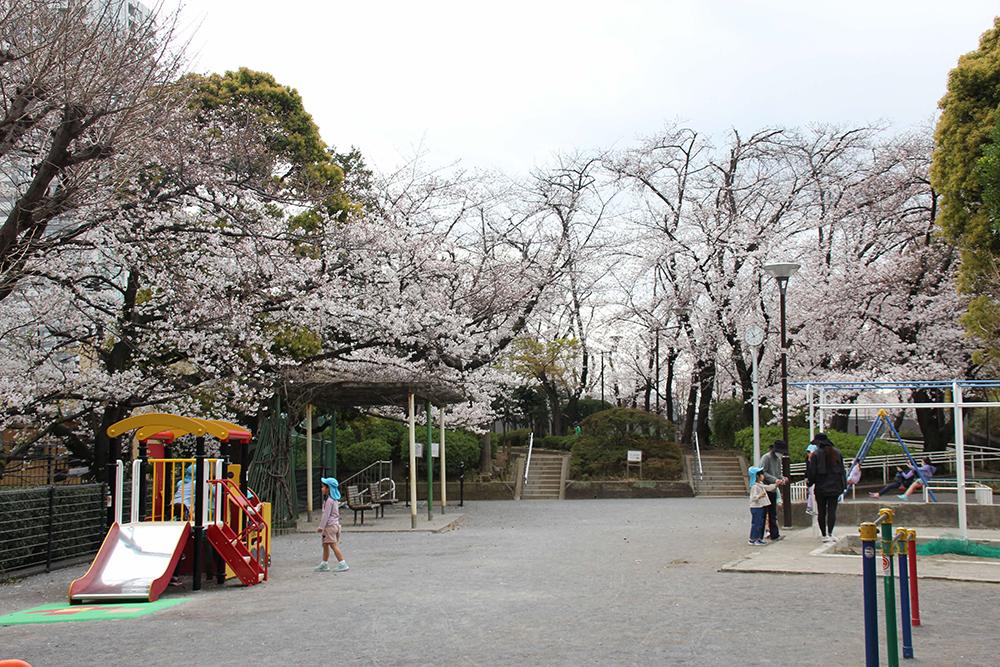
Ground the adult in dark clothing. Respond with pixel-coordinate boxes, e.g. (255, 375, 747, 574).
(758, 440, 789, 541)
(805, 433, 848, 542)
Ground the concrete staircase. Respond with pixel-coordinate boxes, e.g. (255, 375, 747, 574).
(691, 453, 749, 497)
(520, 452, 569, 500)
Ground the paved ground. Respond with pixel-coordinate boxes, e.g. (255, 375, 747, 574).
(2, 498, 999, 666)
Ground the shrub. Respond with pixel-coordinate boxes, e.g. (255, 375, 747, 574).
(395, 428, 487, 475)
(734, 425, 872, 464)
(538, 434, 575, 451)
(498, 428, 532, 449)
(570, 408, 681, 479)
(341, 438, 391, 471)
(710, 397, 746, 448)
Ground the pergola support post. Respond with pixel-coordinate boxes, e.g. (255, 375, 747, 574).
(408, 393, 417, 529)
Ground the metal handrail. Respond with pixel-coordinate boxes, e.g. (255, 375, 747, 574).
(789, 445, 1000, 477)
(337, 460, 393, 496)
(520, 433, 534, 500)
(694, 432, 704, 481)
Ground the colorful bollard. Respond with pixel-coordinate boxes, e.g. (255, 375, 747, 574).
(907, 529, 920, 627)
(861, 521, 880, 667)
(879, 508, 899, 667)
(896, 528, 914, 659)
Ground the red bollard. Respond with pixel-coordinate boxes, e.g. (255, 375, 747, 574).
(907, 529, 920, 627)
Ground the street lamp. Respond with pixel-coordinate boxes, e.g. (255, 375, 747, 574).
(763, 262, 800, 529)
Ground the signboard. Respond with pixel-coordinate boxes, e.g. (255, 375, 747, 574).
(414, 443, 440, 458)
(627, 450, 642, 463)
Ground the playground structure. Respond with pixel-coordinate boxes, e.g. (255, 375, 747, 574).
(848, 409, 937, 501)
(69, 414, 269, 604)
(860, 508, 920, 667)
(793, 380, 1000, 538)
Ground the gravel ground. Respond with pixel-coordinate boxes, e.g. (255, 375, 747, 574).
(2, 498, 999, 666)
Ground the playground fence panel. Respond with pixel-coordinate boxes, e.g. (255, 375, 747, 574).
(0, 484, 107, 578)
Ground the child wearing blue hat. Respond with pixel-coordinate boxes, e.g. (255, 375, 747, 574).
(748, 466, 785, 546)
(315, 478, 348, 573)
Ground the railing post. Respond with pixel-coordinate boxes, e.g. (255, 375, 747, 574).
(45, 486, 55, 572)
(106, 437, 117, 530)
(459, 461, 465, 507)
(138, 438, 147, 522)
(193, 436, 205, 592)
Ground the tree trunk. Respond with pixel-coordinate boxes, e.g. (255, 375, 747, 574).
(665, 349, 678, 424)
(478, 431, 492, 475)
(828, 409, 851, 433)
(913, 389, 953, 452)
(544, 384, 563, 435)
(680, 380, 697, 445)
(94, 403, 128, 482)
(696, 360, 715, 448)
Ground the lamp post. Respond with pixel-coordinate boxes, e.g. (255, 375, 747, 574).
(763, 262, 800, 529)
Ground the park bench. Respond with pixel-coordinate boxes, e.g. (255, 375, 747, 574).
(369, 478, 397, 518)
(346, 485, 377, 525)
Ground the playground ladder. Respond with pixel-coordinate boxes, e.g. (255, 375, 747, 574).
(206, 478, 269, 586)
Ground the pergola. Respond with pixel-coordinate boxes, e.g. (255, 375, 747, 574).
(283, 373, 467, 529)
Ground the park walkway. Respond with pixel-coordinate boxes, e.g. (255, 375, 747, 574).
(2, 498, 999, 666)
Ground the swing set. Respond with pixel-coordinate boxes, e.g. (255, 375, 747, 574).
(849, 409, 937, 502)
(793, 379, 1000, 538)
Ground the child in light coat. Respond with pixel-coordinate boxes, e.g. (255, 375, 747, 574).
(748, 466, 784, 546)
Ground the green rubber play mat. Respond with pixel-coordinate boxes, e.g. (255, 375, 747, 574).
(0, 598, 186, 625)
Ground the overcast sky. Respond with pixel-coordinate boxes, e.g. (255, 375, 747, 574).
(168, 1, 999, 175)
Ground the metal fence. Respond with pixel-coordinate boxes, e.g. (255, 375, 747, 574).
(0, 484, 108, 579)
(0, 454, 89, 489)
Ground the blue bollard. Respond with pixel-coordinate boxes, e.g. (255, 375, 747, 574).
(861, 522, 879, 667)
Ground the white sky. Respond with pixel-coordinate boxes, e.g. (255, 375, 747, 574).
(167, 0, 999, 175)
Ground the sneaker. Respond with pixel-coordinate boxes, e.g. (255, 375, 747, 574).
(869, 493, 879, 498)
(770, 535, 784, 542)
(752, 540, 768, 546)
(805, 509, 817, 515)
(822, 536, 836, 543)
(748, 539, 758, 545)
(314, 563, 330, 572)
(332, 563, 349, 573)
(169, 576, 183, 587)
(897, 494, 908, 500)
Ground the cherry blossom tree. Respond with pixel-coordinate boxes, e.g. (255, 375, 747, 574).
(0, 0, 188, 301)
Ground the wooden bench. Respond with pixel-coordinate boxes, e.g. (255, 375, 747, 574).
(346, 485, 377, 525)
(369, 479, 397, 518)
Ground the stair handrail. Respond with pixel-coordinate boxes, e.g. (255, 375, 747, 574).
(694, 431, 704, 483)
(337, 460, 393, 499)
(209, 477, 269, 582)
(520, 433, 534, 500)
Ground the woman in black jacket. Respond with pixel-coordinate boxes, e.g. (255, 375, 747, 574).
(806, 433, 848, 542)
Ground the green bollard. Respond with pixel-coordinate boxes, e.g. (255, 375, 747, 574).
(879, 508, 899, 667)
